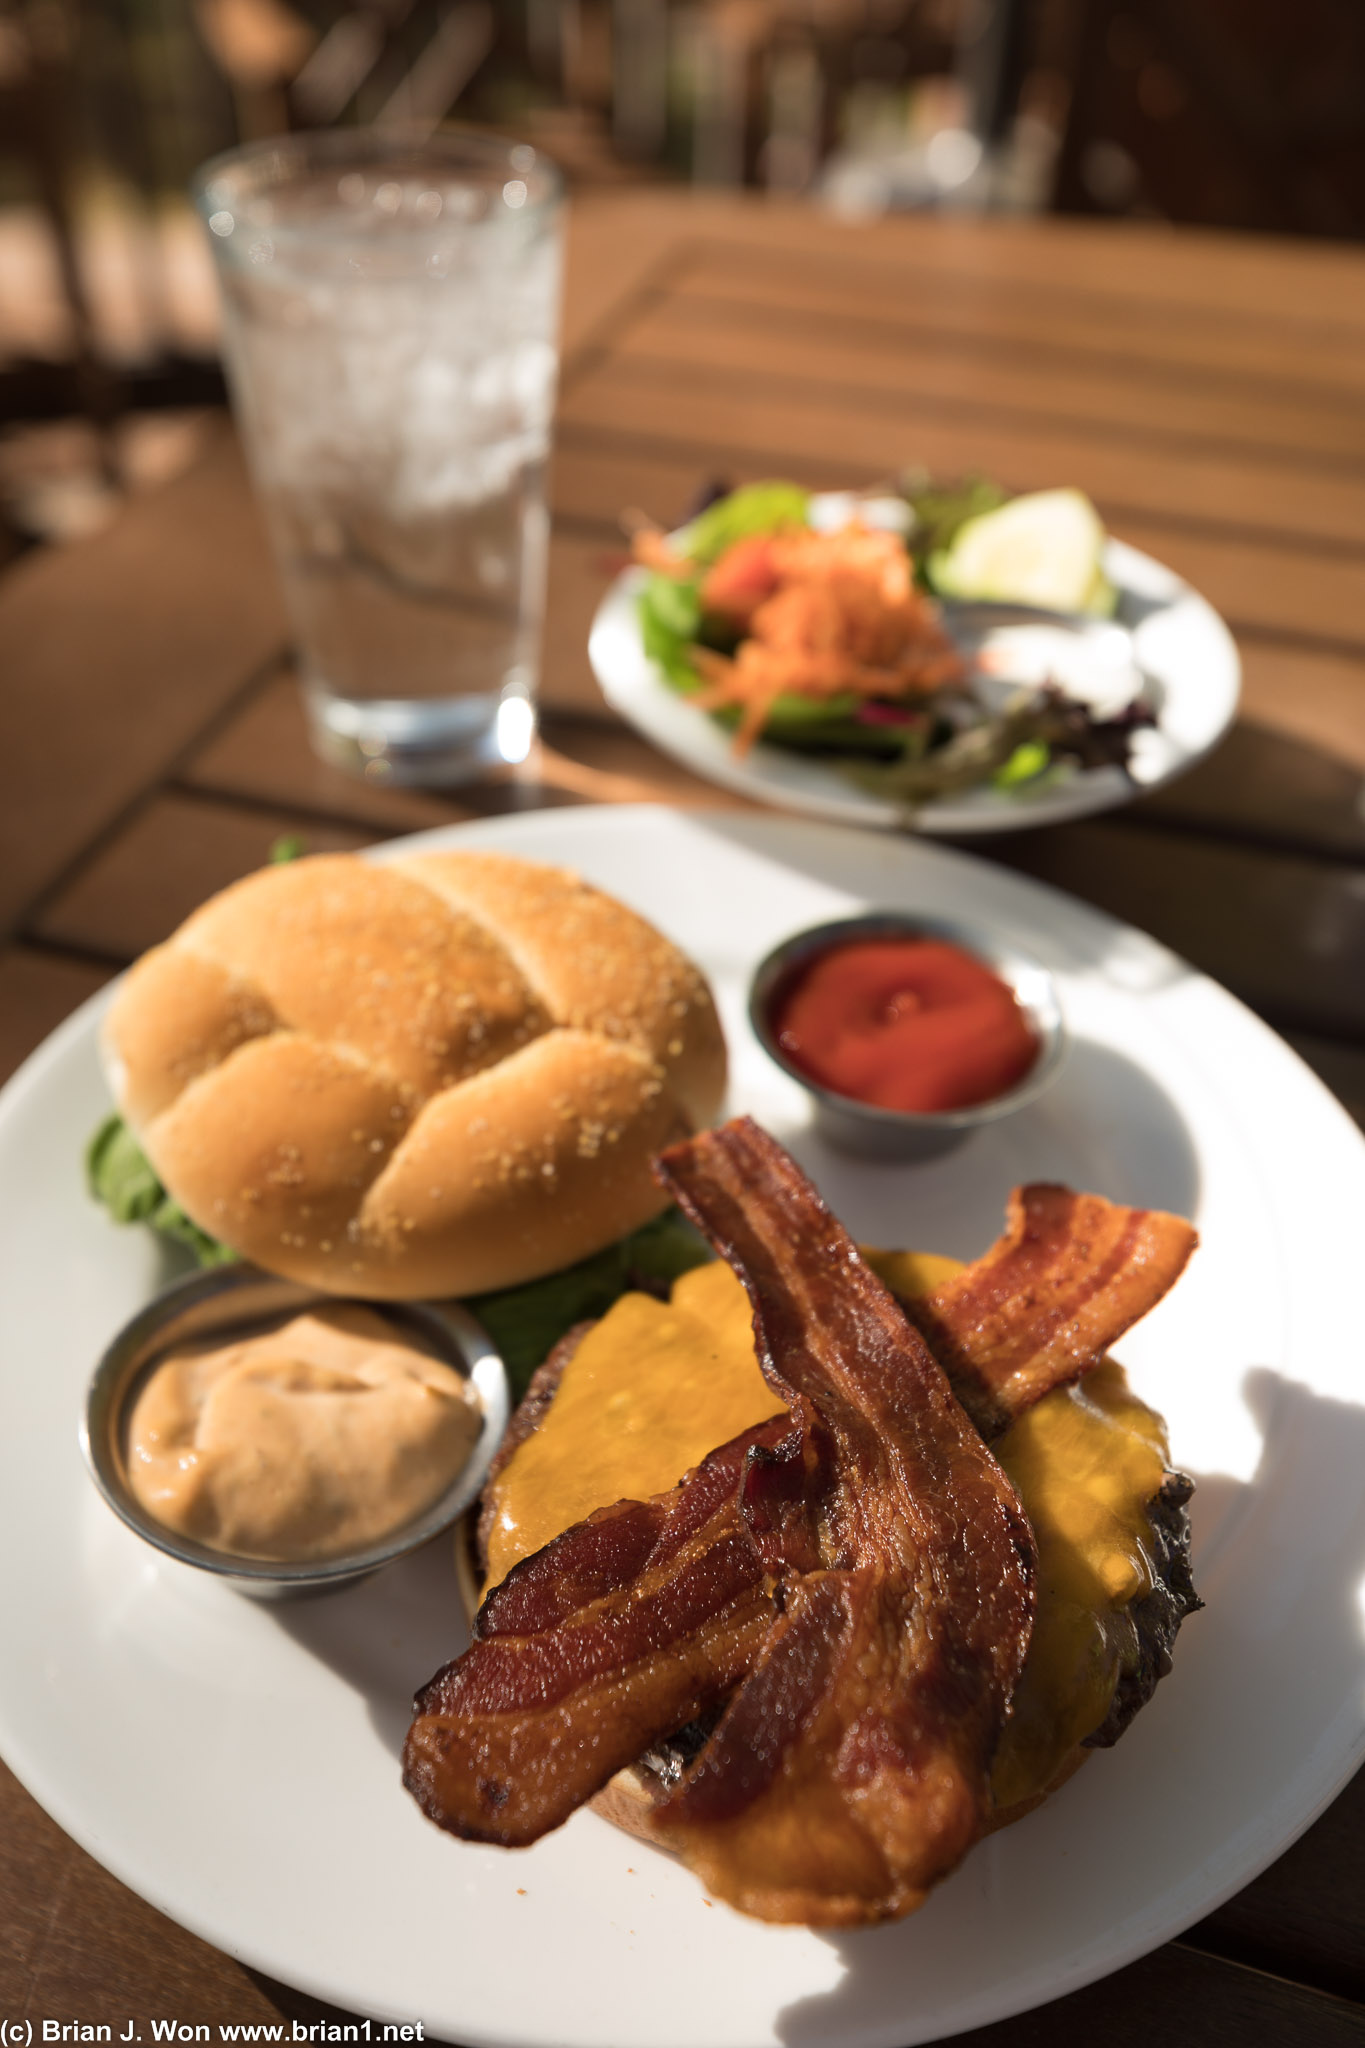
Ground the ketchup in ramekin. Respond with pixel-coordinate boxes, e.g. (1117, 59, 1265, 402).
(769, 934, 1040, 1115)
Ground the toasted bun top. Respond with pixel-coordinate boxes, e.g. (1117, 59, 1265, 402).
(102, 851, 727, 1296)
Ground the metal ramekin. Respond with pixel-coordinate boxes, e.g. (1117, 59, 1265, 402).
(81, 1264, 509, 1600)
(749, 912, 1066, 1162)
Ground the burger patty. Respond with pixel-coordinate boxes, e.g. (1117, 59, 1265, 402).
(1084, 1466, 1201, 1750)
(472, 1308, 1201, 1782)
(474, 1320, 594, 1575)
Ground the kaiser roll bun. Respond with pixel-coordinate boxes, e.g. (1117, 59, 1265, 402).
(101, 850, 727, 1296)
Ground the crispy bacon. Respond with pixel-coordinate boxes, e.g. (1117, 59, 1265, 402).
(403, 1414, 789, 1845)
(403, 1123, 1197, 1925)
(905, 1184, 1198, 1439)
(648, 1119, 1034, 1922)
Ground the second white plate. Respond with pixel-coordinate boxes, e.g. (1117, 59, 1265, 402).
(590, 539, 1240, 833)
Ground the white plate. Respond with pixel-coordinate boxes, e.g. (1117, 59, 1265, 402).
(589, 539, 1240, 833)
(2, 806, 1362, 2048)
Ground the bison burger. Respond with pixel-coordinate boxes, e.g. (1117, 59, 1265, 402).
(405, 1119, 1200, 1926)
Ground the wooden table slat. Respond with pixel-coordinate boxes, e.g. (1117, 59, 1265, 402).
(1190, 1759, 1365, 2007)
(1282, 1032, 1365, 1132)
(33, 793, 375, 962)
(674, 243, 1365, 401)
(617, 289, 1365, 468)
(567, 191, 1365, 329)
(1126, 721, 1365, 863)
(554, 411, 1365, 654)
(559, 354, 1365, 561)
(946, 1940, 1365, 2047)
(0, 429, 287, 945)
(174, 665, 483, 838)
(1239, 646, 1365, 775)
(0, 947, 114, 1082)
(986, 814, 1365, 1041)
(177, 671, 742, 838)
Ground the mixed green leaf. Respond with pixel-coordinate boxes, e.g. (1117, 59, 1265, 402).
(901, 470, 1010, 569)
(467, 1211, 712, 1399)
(675, 481, 810, 564)
(634, 475, 1147, 809)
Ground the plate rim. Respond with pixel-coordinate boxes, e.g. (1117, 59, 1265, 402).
(0, 804, 1361, 2048)
(588, 537, 1241, 835)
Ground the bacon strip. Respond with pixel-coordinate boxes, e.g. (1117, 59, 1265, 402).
(404, 1127, 1196, 1924)
(905, 1184, 1198, 1439)
(649, 1118, 1035, 1923)
(402, 1416, 788, 1845)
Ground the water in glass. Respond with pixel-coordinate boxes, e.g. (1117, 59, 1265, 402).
(201, 140, 562, 784)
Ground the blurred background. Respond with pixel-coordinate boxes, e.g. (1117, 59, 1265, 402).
(2, 0, 1364, 561)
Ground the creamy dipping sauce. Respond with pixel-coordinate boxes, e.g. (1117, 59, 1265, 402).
(124, 1304, 481, 1562)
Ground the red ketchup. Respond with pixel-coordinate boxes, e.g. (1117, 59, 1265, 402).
(771, 936, 1039, 1115)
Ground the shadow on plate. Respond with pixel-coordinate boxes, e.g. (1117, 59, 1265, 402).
(769, 1031, 1200, 1272)
(1116, 586, 1171, 633)
(684, 810, 1197, 995)
(1036, 1031, 1202, 1218)
(773, 1365, 1365, 2045)
(270, 1529, 469, 1760)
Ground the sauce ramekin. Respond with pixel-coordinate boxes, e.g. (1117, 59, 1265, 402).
(749, 912, 1066, 1161)
(82, 1264, 509, 1599)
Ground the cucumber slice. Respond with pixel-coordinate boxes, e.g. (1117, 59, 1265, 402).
(1079, 557, 1120, 619)
(927, 488, 1114, 615)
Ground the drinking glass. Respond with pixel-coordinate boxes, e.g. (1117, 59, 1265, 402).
(194, 130, 563, 785)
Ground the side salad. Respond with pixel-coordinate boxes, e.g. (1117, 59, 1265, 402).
(634, 477, 1151, 807)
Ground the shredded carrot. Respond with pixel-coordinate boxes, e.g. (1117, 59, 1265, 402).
(631, 526, 691, 576)
(677, 522, 964, 756)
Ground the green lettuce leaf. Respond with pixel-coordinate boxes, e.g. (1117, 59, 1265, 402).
(760, 689, 865, 736)
(676, 482, 810, 565)
(85, 1113, 712, 1400)
(467, 1210, 712, 1400)
(640, 570, 702, 647)
(992, 738, 1052, 788)
(638, 571, 705, 694)
(86, 1113, 238, 1266)
(902, 472, 1009, 576)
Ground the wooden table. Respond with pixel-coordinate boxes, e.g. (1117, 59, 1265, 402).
(2, 190, 1364, 2046)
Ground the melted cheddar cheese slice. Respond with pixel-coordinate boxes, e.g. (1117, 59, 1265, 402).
(481, 1260, 784, 1592)
(484, 1250, 1171, 1814)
